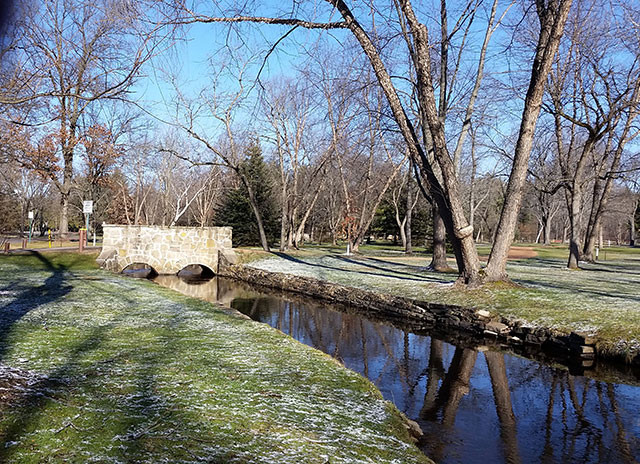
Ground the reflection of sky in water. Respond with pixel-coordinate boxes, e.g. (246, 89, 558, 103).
(155, 276, 640, 464)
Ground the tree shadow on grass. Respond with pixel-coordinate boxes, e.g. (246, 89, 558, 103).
(511, 258, 640, 278)
(270, 252, 447, 284)
(513, 277, 640, 304)
(0, 251, 73, 361)
(0, 305, 222, 462)
(343, 256, 456, 283)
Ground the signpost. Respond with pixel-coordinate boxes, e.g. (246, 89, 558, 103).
(28, 211, 34, 243)
(83, 201, 93, 247)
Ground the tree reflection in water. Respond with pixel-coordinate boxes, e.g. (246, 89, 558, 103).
(154, 276, 640, 464)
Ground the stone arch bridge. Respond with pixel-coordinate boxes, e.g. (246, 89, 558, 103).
(97, 225, 236, 274)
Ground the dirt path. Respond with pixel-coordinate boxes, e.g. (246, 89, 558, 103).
(504, 246, 538, 259)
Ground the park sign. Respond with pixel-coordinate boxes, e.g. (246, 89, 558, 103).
(83, 200, 93, 214)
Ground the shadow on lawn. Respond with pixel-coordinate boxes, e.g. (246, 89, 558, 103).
(0, 296, 214, 461)
(0, 252, 72, 360)
(512, 257, 640, 277)
(514, 277, 640, 304)
(270, 252, 450, 284)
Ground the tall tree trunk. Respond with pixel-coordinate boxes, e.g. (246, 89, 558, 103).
(485, 0, 572, 281)
(59, 143, 75, 238)
(599, 223, 603, 249)
(242, 175, 270, 252)
(405, 183, 413, 254)
(397, 213, 408, 250)
(544, 213, 552, 245)
(293, 186, 322, 249)
(59, 188, 70, 239)
(631, 217, 636, 247)
(567, 188, 582, 269)
(583, 216, 601, 262)
(430, 205, 449, 271)
(280, 192, 288, 251)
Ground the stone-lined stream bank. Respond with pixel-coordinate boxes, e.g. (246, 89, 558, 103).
(217, 256, 640, 369)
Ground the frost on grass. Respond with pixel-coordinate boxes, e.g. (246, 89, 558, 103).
(0, 256, 430, 463)
(249, 253, 640, 356)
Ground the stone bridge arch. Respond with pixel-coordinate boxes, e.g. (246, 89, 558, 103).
(97, 225, 236, 275)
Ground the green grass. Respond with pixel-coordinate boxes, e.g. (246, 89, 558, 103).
(248, 246, 640, 361)
(0, 251, 430, 463)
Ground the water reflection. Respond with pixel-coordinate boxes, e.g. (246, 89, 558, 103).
(153, 275, 640, 464)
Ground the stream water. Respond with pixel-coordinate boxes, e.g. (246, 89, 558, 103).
(153, 274, 640, 464)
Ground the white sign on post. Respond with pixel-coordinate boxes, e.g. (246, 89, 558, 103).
(28, 211, 34, 219)
(83, 201, 93, 214)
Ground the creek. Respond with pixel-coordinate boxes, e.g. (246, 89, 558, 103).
(153, 274, 640, 464)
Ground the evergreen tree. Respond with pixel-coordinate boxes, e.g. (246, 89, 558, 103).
(215, 141, 278, 247)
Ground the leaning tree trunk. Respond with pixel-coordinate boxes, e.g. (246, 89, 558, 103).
(485, 0, 572, 281)
(329, 0, 481, 284)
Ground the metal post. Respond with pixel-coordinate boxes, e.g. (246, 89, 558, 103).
(85, 214, 90, 247)
(48, 229, 52, 248)
(28, 213, 33, 243)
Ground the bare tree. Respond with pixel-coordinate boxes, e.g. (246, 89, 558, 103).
(190, 166, 224, 228)
(175, 0, 571, 285)
(263, 79, 328, 250)
(544, 1, 640, 267)
(170, 55, 273, 250)
(1, 0, 167, 237)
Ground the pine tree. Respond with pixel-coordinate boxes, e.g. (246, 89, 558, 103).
(215, 140, 278, 247)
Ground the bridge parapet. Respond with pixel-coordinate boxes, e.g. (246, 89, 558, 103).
(97, 224, 235, 274)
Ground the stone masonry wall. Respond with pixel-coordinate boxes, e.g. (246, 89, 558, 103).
(97, 225, 234, 274)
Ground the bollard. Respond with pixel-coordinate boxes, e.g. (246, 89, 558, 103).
(22, 238, 27, 249)
(79, 229, 86, 252)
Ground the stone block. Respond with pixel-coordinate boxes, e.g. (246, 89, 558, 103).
(485, 321, 510, 335)
(475, 309, 491, 319)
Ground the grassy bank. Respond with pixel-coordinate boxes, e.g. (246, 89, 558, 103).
(0, 252, 430, 463)
(246, 245, 640, 361)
